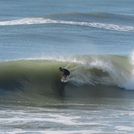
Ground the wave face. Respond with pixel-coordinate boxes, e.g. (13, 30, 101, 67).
(0, 17, 134, 32)
(0, 55, 134, 105)
(0, 55, 133, 90)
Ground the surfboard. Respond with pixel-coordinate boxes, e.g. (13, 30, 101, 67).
(61, 76, 70, 83)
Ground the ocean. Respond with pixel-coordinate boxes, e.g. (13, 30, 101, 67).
(0, 0, 134, 133)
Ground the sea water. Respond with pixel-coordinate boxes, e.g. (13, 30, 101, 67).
(0, 0, 134, 133)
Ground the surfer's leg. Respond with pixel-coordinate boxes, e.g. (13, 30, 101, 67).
(61, 76, 66, 82)
(62, 75, 67, 80)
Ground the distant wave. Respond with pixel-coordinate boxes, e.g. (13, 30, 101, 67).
(49, 12, 134, 22)
(0, 17, 134, 32)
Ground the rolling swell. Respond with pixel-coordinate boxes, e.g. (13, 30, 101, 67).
(49, 12, 134, 24)
(0, 55, 134, 105)
(0, 16, 134, 32)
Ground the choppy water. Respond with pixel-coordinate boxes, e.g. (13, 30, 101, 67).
(1, 101, 134, 134)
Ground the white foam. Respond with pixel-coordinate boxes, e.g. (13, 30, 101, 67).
(43, 130, 102, 134)
(0, 55, 86, 64)
(70, 57, 127, 87)
(0, 17, 133, 32)
(116, 126, 134, 131)
(1, 105, 134, 134)
(122, 51, 134, 90)
(71, 54, 134, 91)
(5, 130, 102, 134)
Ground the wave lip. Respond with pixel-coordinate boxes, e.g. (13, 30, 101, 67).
(0, 17, 134, 32)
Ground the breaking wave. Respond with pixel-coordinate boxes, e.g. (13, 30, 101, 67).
(0, 54, 134, 105)
(0, 17, 134, 32)
(0, 55, 134, 89)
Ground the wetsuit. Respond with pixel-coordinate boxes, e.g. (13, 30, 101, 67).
(62, 68, 70, 76)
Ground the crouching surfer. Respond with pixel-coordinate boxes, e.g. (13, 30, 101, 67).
(57, 67, 70, 98)
(59, 67, 70, 83)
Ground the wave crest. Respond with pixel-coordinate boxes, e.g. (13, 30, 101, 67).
(0, 18, 133, 32)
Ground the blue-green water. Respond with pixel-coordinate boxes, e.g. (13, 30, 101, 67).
(0, 0, 134, 60)
(0, 0, 134, 133)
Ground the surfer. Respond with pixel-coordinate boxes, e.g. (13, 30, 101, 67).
(59, 67, 70, 82)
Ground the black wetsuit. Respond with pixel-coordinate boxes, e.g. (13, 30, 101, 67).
(62, 69, 70, 76)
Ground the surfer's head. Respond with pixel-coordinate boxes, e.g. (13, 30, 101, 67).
(59, 67, 63, 71)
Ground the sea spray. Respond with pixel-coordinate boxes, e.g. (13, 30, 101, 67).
(122, 52, 134, 90)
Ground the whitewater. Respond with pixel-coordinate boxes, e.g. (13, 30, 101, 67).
(0, 17, 134, 32)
